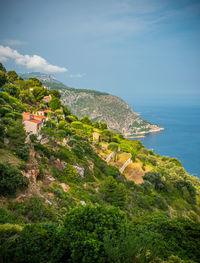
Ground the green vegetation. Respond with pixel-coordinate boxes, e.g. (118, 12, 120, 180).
(108, 142, 119, 161)
(0, 64, 200, 262)
(0, 162, 28, 196)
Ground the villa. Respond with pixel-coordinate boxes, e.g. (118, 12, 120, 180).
(23, 119, 42, 136)
(22, 112, 46, 136)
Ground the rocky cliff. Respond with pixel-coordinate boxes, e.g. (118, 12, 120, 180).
(20, 72, 163, 137)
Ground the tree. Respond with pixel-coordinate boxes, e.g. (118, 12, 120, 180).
(26, 77, 42, 87)
(58, 121, 67, 130)
(49, 89, 61, 99)
(0, 62, 6, 72)
(3, 84, 20, 98)
(6, 71, 18, 82)
(0, 162, 28, 196)
(62, 104, 71, 117)
(2, 223, 58, 263)
(6, 119, 26, 148)
(80, 116, 92, 126)
(143, 171, 167, 192)
(116, 183, 127, 207)
(0, 70, 6, 87)
(33, 86, 48, 101)
(14, 79, 27, 90)
(0, 123, 5, 142)
(49, 96, 61, 111)
(93, 121, 100, 128)
(19, 90, 35, 104)
(101, 122, 107, 130)
(56, 205, 127, 262)
(108, 142, 119, 162)
(100, 176, 118, 204)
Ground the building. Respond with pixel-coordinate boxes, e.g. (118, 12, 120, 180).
(93, 132, 100, 141)
(35, 109, 44, 116)
(23, 119, 42, 136)
(43, 95, 52, 103)
(22, 112, 46, 136)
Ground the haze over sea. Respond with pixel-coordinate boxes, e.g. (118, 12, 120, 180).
(132, 104, 200, 179)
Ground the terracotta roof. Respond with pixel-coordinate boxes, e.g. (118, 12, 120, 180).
(32, 114, 46, 119)
(26, 119, 41, 124)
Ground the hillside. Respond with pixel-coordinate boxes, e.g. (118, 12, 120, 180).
(20, 72, 164, 137)
(0, 65, 200, 262)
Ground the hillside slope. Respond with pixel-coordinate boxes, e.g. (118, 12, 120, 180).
(20, 72, 163, 137)
(0, 66, 200, 262)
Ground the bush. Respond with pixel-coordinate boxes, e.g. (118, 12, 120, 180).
(80, 116, 92, 126)
(8, 197, 57, 223)
(71, 121, 84, 130)
(169, 158, 182, 167)
(34, 143, 53, 158)
(55, 205, 127, 262)
(0, 223, 57, 263)
(0, 208, 14, 224)
(64, 164, 80, 184)
(55, 147, 73, 162)
(100, 176, 127, 207)
(49, 96, 61, 111)
(143, 171, 167, 192)
(0, 162, 28, 196)
(15, 144, 30, 161)
(175, 180, 196, 204)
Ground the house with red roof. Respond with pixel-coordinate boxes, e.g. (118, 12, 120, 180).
(22, 112, 46, 136)
(23, 119, 42, 136)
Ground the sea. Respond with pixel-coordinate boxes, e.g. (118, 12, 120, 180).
(131, 104, 200, 179)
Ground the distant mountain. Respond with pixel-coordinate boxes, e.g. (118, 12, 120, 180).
(20, 72, 163, 137)
(20, 72, 63, 85)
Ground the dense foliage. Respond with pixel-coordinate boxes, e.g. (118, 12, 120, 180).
(0, 63, 200, 263)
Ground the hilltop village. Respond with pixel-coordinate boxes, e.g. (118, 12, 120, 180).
(0, 64, 200, 263)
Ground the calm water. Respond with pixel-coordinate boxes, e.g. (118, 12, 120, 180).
(132, 105, 200, 178)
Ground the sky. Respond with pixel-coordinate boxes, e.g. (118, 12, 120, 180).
(0, 0, 200, 107)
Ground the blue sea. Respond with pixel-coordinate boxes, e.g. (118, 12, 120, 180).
(132, 105, 200, 179)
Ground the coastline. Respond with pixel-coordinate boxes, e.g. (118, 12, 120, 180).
(125, 126, 164, 139)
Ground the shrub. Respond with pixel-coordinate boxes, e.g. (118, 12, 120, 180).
(49, 96, 61, 111)
(0, 208, 14, 224)
(8, 197, 57, 223)
(64, 164, 80, 184)
(55, 205, 127, 262)
(15, 144, 30, 161)
(1, 223, 57, 263)
(71, 121, 84, 130)
(80, 116, 92, 126)
(169, 158, 182, 167)
(55, 147, 73, 162)
(175, 180, 196, 204)
(143, 171, 167, 192)
(0, 162, 28, 196)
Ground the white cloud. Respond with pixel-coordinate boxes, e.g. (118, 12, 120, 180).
(68, 73, 86, 78)
(0, 45, 67, 73)
(1, 39, 26, 46)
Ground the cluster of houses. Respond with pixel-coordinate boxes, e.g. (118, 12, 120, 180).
(23, 109, 54, 136)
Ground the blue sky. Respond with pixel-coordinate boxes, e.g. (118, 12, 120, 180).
(0, 0, 200, 106)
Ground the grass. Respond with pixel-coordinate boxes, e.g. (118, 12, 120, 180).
(124, 162, 145, 184)
(0, 149, 21, 167)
